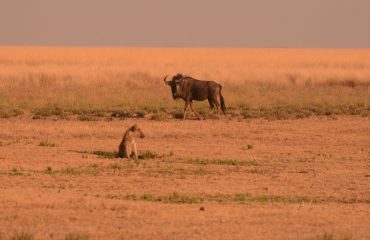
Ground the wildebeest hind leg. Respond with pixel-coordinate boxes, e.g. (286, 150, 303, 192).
(208, 99, 215, 115)
(213, 97, 222, 117)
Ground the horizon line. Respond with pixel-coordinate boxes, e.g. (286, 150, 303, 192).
(0, 44, 369, 50)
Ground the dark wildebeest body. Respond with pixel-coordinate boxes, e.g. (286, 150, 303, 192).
(164, 73, 226, 119)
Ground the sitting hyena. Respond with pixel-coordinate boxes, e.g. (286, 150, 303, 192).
(118, 124, 145, 159)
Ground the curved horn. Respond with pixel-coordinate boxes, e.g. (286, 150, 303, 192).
(163, 74, 170, 83)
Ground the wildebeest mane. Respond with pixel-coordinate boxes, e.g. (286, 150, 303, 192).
(172, 73, 189, 81)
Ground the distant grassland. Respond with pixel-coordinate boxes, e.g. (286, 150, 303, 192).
(0, 47, 369, 119)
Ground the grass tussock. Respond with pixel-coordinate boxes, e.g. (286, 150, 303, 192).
(38, 164, 101, 176)
(138, 150, 172, 159)
(172, 111, 184, 119)
(39, 140, 56, 147)
(60, 167, 81, 176)
(10, 231, 35, 240)
(44, 166, 54, 175)
(33, 106, 65, 117)
(77, 114, 99, 121)
(59, 165, 101, 176)
(0, 108, 23, 118)
(150, 112, 167, 121)
(91, 150, 162, 159)
(65, 233, 90, 240)
(187, 159, 258, 166)
(9, 168, 23, 176)
(138, 150, 158, 159)
(107, 192, 204, 204)
(147, 167, 209, 176)
(92, 150, 118, 159)
(104, 192, 315, 204)
(113, 192, 367, 205)
(316, 233, 353, 240)
(110, 162, 122, 173)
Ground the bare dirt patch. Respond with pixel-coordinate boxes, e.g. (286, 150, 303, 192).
(0, 116, 369, 239)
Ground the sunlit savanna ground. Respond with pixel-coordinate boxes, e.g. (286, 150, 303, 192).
(0, 48, 369, 240)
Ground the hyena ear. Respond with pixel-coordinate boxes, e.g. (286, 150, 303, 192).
(132, 123, 138, 129)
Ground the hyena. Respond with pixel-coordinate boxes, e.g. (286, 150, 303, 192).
(118, 124, 145, 159)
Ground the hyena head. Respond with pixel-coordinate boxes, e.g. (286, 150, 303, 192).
(132, 124, 145, 138)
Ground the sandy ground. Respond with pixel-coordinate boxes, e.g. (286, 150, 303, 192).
(0, 116, 369, 240)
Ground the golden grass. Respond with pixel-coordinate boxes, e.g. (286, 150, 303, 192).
(0, 47, 369, 119)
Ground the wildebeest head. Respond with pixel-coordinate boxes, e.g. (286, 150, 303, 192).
(163, 73, 184, 99)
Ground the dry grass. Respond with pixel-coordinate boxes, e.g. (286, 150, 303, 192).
(1, 116, 369, 239)
(0, 47, 369, 119)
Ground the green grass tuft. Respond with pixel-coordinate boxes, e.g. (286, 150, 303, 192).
(139, 150, 158, 159)
(39, 140, 56, 147)
(104, 192, 314, 205)
(44, 166, 54, 175)
(65, 233, 90, 240)
(60, 167, 81, 175)
(93, 151, 117, 159)
(9, 168, 23, 176)
(0, 108, 23, 118)
(187, 159, 258, 166)
(135, 110, 147, 118)
(150, 112, 167, 121)
(78, 114, 98, 121)
(172, 111, 184, 119)
(110, 162, 122, 173)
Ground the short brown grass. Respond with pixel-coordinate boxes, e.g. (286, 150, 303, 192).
(10, 231, 34, 240)
(0, 47, 369, 119)
(64, 233, 90, 240)
(102, 192, 362, 205)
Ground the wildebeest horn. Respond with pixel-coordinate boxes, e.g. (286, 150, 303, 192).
(163, 75, 169, 83)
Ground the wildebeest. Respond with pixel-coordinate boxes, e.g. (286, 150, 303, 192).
(164, 73, 226, 119)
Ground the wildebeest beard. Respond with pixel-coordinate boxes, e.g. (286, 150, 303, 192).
(170, 82, 177, 99)
(170, 81, 182, 99)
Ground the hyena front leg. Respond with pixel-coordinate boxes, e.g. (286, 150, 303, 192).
(125, 144, 132, 160)
(132, 142, 138, 160)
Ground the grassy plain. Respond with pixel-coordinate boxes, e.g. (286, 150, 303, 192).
(0, 117, 369, 239)
(0, 47, 370, 239)
(0, 47, 369, 119)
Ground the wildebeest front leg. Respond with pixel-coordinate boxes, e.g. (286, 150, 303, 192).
(189, 102, 202, 120)
(183, 101, 189, 120)
(208, 99, 215, 116)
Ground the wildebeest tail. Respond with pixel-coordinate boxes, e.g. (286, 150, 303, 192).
(220, 86, 226, 113)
